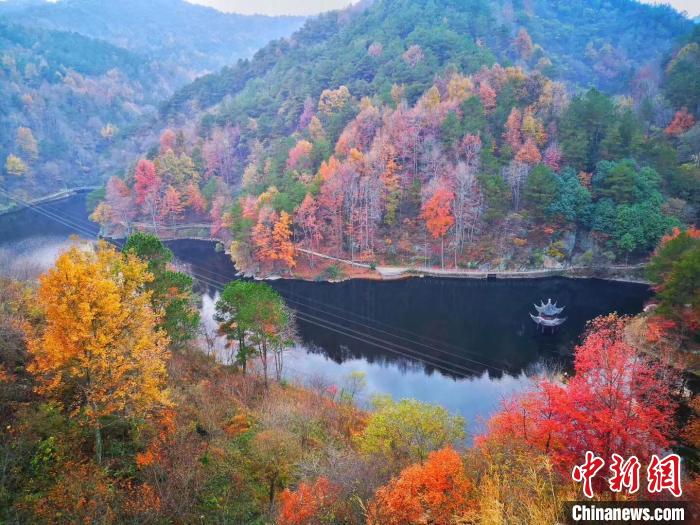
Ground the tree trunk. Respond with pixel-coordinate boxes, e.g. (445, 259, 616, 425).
(274, 349, 283, 382)
(424, 230, 428, 268)
(238, 332, 247, 375)
(149, 200, 159, 235)
(441, 236, 445, 270)
(94, 420, 103, 464)
(268, 474, 277, 512)
(261, 339, 268, 388)
(454, 237, 458, 269)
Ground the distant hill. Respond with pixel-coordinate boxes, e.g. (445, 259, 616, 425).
(0, 0, 304, 202)
(0, 21, 148, 80)
(0, 22, 173, 194)
(0, 0, 305, 80)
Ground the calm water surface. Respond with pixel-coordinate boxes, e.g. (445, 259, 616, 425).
(0, 193, 652, 434)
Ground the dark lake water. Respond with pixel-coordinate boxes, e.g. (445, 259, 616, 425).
(0, 193, 652, 434)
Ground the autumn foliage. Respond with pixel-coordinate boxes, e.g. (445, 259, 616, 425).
(479, 314, 678, 489)
(367, 447, 473, 525)
(287, 140, 313, 171)
(664, 107, 695, 136)
(515, 137, 542, 164)
(253, 210, 296, 272)
(421, 184, 455, 241)
(27, 241, 170, 461)
(160, 128, 177, 153)
(1, 240, 695, 523)
(503, 107, 522, 150)
(185, 182, 207, 214)
(5, 1, 699, 520)
(32, 461, 116, 523)
(277, 477, 341, 525)
(134, 159, 160, 206)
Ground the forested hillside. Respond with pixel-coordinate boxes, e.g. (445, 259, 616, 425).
(160, 0, 691, 120)
(0, 0, 303, 206)
(0, 23, 173, 198)
(93, 0, 699, 274)
(0, 0, 304, 78)
(1, 232, 698, 523)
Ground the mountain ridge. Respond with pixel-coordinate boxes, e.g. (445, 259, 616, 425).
(156, 0, 692, 133)
(0, 0, 306, 76)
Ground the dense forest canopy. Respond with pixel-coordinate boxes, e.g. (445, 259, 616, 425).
(0, 22, 146, 79)
(0, 22, 173, 194)
(89, 0, 699, 274)
(160, 0, 692, 121)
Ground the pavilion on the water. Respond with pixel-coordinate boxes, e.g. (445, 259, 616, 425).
(530, 298, 566, 333)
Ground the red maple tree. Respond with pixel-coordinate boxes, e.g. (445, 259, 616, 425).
(479, 314, 678, 489)
(134, 159, 160, 206)
(665, 107, 695, 136)
(134, 159, 162, 229)
(421, 182, 455, 268)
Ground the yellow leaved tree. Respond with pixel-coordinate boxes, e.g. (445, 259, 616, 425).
(28, 241, 170, 463)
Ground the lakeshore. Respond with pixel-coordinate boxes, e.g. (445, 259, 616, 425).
(101, 224, 651, 284)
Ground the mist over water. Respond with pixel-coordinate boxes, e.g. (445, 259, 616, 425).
(0, 236, 83, 279)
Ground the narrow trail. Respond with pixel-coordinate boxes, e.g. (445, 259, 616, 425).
(296, 247, 649, 282)
(93, 217, 651, 284)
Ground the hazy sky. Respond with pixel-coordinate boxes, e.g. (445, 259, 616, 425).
(186, 0, 700, 17)
(186, 0, 353, 16)
(642, 0, 700, 16)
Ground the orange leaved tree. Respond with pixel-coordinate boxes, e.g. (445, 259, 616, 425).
(253, 210, 297, 274)
(421, 182, 455, 269)
(277, 477, 341, 525)
(367, 447, 473, 525)
(664, 107, 695, 136)
(28, 241, 170, 463)
(273, 211, 296, 271)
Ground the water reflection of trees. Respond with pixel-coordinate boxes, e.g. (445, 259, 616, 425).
(294, 316, 517, 381)
(159, 240, 650, 382)
(272, 277, 649, 382)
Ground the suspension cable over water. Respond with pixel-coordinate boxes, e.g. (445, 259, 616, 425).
(0, 188, 515, 378)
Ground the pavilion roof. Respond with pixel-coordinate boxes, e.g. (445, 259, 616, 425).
(534, 298, 565, 316)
